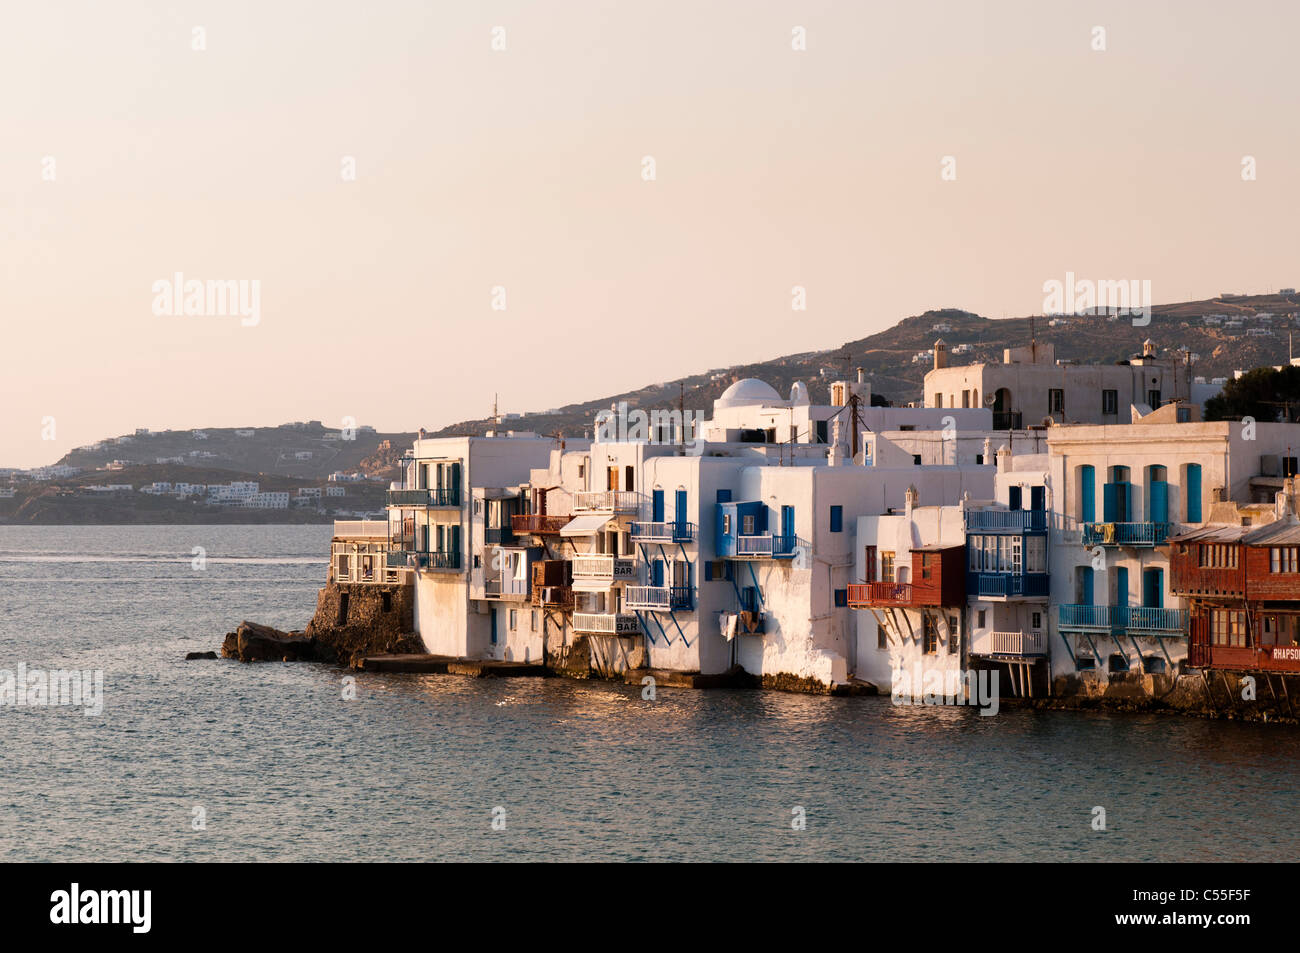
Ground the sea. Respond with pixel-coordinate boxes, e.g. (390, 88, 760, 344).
(1, 524, 1296, 862)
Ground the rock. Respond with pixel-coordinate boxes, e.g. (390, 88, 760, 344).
(220, 620, 317, 663)
(185, 651, 218, 660)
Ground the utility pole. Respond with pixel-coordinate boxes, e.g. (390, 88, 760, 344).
(678, 382, 685, 454)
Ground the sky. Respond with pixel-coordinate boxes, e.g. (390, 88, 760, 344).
(3, 0, 1299, 467)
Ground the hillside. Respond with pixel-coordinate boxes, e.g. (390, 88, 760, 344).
(432, 293, 1300, 439)
(54, 422, 418, 483)
(0, 464, 387, 525)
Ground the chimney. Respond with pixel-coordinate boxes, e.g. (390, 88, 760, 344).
(1278, 477, 1296, 518)
(905, 484, 918, 518)
(1143, 338, 1156, 359)
(857, 366, 865, 384)
(996, 444, 1011, 474)
(933, 338, 949, 369)
(982, 436, 992, 463)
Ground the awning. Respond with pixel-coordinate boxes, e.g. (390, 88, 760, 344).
(560, 514, 611, 537)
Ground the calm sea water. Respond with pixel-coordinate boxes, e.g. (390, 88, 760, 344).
(0, 524, 1296, 862)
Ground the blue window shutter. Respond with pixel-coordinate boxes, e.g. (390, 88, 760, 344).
(675, 489, 688, 527)
(704, 562, 714, 582)
(1115, 567, 1128, 608)
(1082, 568, 1094, 605)
(716, 489, 732, 503)
(1081, 466, 1096, 523)
(830, 505, 843, 533)
(1149, 480, 1168, 523)
(1102, 482, 1117, 522)
(834, 589, 848, 607)
(651, 489, 664, 522)
(1186, 465, 1202, 522)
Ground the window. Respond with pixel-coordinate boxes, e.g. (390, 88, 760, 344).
(1025, 536, 1047, 573)
(509, 609, 518, 630)
(1031, 611, 1043, 630)
(921, 553, 933, 580)
(1049, 389, 1064, 414)
(975, 454, 984, 465)
(977, 609, 986, 628)
(912, 454, 922, 466)
(834, 589, 848, 607)
(922, 616, 938, 655)
(382, 591, 392, 613)
(722, 514, 731, 535)
(934, 393, 943, 408)
(1075, 656, 1097, 671)
(1272, 547, 1300, 573)
(829, 505, 843, 533)
(1198, 544, 1237, 569)
(880, 552, 896, 582)
(962, 390, 971, 408)
(1147, 389, 1161, 408)
(1102, 389, 1118, 415)
(947, 616, 959, 654)
(531, 610, 538, 632)
(742, 514, 755, 535)
(1210, 609, 1248, 647)
(877, 625, 887, 649)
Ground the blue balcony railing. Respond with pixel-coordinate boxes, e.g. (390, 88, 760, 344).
(387, 487, 460, 507)
(1058, 604, 1188, 634)
(972, 572, 1050, 598)
(385, 550, 461, 570)
(1081, 522, 1171, 547)
(965, 509, 1048, 532)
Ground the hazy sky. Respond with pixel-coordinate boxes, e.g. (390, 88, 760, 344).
(4, 0, 1298, 467)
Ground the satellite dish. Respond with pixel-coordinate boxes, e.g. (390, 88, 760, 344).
(984, 393, 997, 407)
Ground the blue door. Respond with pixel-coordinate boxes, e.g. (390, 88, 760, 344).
(1081, 567, 1094, 605)
(781, 505, 794, 541)
(675, 490, 687, 538)
(1008, 486, 1022, 511)
(1149, 480, 1168, 523)
(1143, 568, 1163, 608)
(1030, 485, 1045, 511)
(1115, 567, 1128, 607)
(652, 559, 664, 587)
(1186, 464, 1202, 522)
(651, 489, 664, 522)
(490, 608, 498, 644)
(1081, 466, 1095, 523)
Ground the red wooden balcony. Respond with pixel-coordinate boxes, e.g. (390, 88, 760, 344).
(847, 581, 943, 608)
(512, 514, 570, 535)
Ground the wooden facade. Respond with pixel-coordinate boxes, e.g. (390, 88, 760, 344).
(848, 545, 965, 608)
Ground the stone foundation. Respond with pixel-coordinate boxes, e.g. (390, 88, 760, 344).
(303, 580, 423, 666)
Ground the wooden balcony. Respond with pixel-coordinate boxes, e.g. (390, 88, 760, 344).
(512, 514, 570, 535)
(532, 585, 574, 610)
(846, 581, 943, 608)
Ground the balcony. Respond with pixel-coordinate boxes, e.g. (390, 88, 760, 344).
(387, 487, 460, 508)
(385, 550, 462, 571)
(512, 514, 570, 535)
(1081, 522, 1171, 547)
(734, 534, 806, 559)
(991, 411, 1022, 430)
(624, 586, 693, 610)
(847, 581, 942, 608)
(571, 554, 636, 583)
(532, 585, 574, 610)
(572, 612, 641, 635)
(965, 509, 1048, 532)
(629, 521, 697, 542)
(972, 630, 1047, 657)
(572, 490, 643, 514)
(1058, 604, 1188, 635)
(484, 526, 515, 546)
(971, 572, 1050, 598)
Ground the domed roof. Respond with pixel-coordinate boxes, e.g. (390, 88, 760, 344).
(715, 378, 784, 409)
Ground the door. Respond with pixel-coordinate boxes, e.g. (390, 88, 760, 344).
(607, 467, 619, 491)
(1148, 466, 1168, 523)
(1114, 567, 1128, 607)
(651, 489, 664, 522)
(1008, 486, 1022, 511)
(652, 559, 665, 587)
(864, 546, 876, 583)
(1186, 464, 1202, 522)
(781, 505, 794, 541)
(1143, 568, 1163, 608)
(675, 490, 688, 530)
(1030, 485, 1045, 511)
(1080, 567, 1094, 605)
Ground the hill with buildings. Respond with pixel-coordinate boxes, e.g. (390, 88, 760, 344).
(432, 292, 1300, 439)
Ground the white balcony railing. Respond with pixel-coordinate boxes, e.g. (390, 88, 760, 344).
(571, 555, 636, 581)
(572, 490, 643, 513)
(983, 630, 1044, 656)
(572, 612, 640, 635)
(623, 586, 692, 610)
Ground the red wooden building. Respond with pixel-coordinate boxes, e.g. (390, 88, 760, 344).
(1171, 518, 1300, 673)
(847, 545, 966, 608)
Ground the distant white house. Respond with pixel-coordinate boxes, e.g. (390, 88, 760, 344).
(234, 428, 255, 437)
(192, 430, 208, 440)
